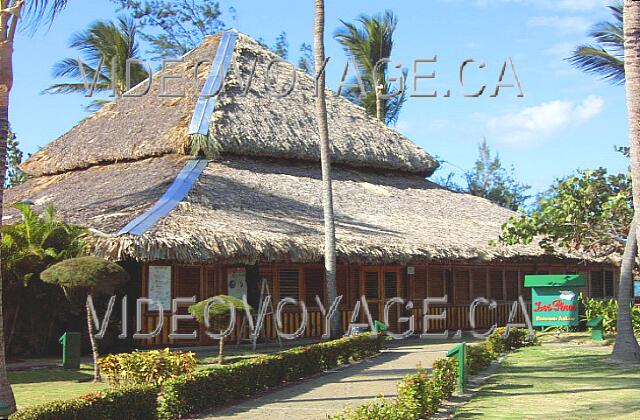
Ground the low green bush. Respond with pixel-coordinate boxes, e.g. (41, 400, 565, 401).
(158, 334, 385, 419)
(487, 327, 538, 354)
(9, 385, 157, 420)
(98, 348, 196, 387)
(466, 342, 496, 375)
(581, 295, 640, 334)
(330, 357, 458, 420)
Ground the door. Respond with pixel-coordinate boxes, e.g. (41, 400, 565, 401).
(359, 266, 403, 331)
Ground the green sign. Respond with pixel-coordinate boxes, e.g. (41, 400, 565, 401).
(525, 275, 585, 328)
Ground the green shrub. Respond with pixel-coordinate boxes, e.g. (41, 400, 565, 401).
(581, 295, 640, 334)
(158, 334, 385, 419)
(466, 342, 496, 375)
(98, 348, 197, 387)
(487, 327, 538, 354)
(331, 357, 458, 420)
(10, 385, 157, 420)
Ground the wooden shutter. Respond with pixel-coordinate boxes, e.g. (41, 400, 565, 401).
(279, 268, 300, 300)
(604, 270, 614, 298)
(304, 267, 324, 305)
(521, 272, 533, 301)
(427, 269, 444, 297)
(174, 266, 201, 335)
(471, 269, 487, 299)
(454, 270, 471, 305)
(505, 270, 519, 301)
(415, 266, 427, 300)
(349, 268, 360, 304)
(489, 270, 504, 301)
(384, 272, 398, 299)
(364, 271, 380, 299)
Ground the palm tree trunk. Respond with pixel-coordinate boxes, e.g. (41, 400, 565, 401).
(314, 0, 340, 337)
(0, 31, 17, 411)
(618, 0, 640, 363)
(612, 218, 640, 362)
(375, 86, 383, 123)
(85, 299, 102, 382)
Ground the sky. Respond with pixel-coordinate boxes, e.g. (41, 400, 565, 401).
(9, 0, 626, 196)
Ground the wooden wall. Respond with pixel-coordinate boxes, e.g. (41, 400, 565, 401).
(136, 261, 618, 347)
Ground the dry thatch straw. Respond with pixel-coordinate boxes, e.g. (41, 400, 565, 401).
(4, 32, 605, 267)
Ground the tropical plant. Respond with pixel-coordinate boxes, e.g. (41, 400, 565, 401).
(44, 16, 148, 111)
(1, 1, 72, 411)
(110, 0, 234, 59)
(568, 2, 624, 85)
(334, 11, 407, 125)
(314, 0, 340, 337)
(189, 295, 251, 365)
(41, 256, 130, 381)
(613, 0, 640, 363)
(499, 169, 632, 257)
(2, 203, 86, 352)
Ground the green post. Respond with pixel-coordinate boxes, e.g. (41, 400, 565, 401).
(446, 342, 466, 394)
(59, 332, 81, 370)
(0, 399, 14, 417)
(586, 317, 604, 342)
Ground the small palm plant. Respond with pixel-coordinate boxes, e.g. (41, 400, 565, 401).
(41, 256, 129, 381)
(189, 295, 251, 365)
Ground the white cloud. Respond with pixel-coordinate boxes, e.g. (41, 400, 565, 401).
(528, 15, 591, 34)
(485, 95, 604, 147)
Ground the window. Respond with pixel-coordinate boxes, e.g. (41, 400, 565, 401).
(604, 271, 614, 298)
(428, 269, 444, 297)
(471, 269, 487, 298)
(279, 269, 300, 300)
(364, 272, 379, 299)
(304, 268, 324, 305)
(414, 267, 427, 300)
(591, 271, 604, 298)
(384, 272, 398, 298)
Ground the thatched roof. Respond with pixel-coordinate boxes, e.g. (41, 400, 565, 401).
(21, 33, 438, 177)
(5, 31, 603, 266)
(5, 155, 602, 265)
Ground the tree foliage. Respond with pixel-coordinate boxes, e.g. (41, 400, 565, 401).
(44, 16, 148, 111)
(41, 256, 129, 305)
(189, 295, 250, 330)
(499, 168, 632, 257)
(110, 0, 234, 59)
(334, 10, 407, 125)
(568, 2, 624, 85)
(5, 129, 27, 188)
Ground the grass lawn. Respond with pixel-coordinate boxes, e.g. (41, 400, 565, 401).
(9, 364, 108, 409)
(455, 337, 640, 419)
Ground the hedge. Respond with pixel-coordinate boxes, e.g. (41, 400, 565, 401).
(330, 357, 458, 419)
(330, 328, 538, 419)
(9, 385, 158, 420)
(157, 333, 385, 419)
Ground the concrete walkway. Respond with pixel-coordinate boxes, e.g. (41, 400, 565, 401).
(196, 339, 456, 419)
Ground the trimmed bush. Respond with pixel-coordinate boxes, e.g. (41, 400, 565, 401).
(330, 357, 458, 420)
(466, 342, 496, 375)
(487, 327, 538, 354)
(10, 385, 157, 420)
(98, 348, 196, 387)
(158, 334, 385, 419)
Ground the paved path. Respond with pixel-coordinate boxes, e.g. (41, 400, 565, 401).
(197, 339, 455, 419)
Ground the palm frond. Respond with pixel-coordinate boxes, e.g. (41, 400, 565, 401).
(568, 45, 625, 85)
(22, 0, 69, 32)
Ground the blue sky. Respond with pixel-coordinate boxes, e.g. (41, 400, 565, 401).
(10, 0, 625, 195)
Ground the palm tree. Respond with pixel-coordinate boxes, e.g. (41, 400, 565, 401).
(568, 2, 624, 85)
(613, 0, 640, 363)
(1, 1, 71, 410)
(2, 204, 85, 351)
(44, 16, 147, 111)
(334, 11, 406, 125)
(314, 0, 340, 337)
